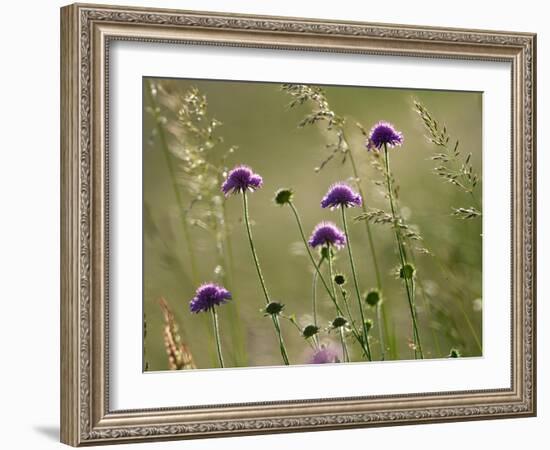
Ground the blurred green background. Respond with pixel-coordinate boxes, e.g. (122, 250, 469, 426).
(143, 77, 482, 371)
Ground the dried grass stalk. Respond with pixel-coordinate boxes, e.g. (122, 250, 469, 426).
(158, 297, 197, 370)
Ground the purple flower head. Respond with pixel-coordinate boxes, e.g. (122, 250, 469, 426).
(189, 283, 232, 313)
(221, 165, 263, 196)
(308, 221, 346, 249)
(367, 121, 404, 150)
(320, 183, 362, 209)
(308, 345, 340, 364)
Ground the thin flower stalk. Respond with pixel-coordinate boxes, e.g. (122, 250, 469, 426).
(374, 298, 386, 359)
(326, 248, 351, 359)
(281, 84, 388, 355)
(325, 245, 351, 356)
(408, 249, 442, 357)
(217, 203, 248, 366)
(285, 201, 370, 359)
(189, 283, 232, 368)
(326, 247, 338, 304)
(210, 308, 225, 368)
(337, 286, 355, 331)
(340, 205, 372, 360)
(339, 327, 350, 363)
(312, 256, 324, 327)
(242, 192, 290, 365)
(345, 143, 388, 360)
(382, 144, 424, 358)
(147, 82, 248, 366)
(284, 317, 318, 350)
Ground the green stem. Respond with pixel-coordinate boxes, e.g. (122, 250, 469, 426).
(327, 247, 355, 362)
(210, 308, 225, 368)
(340, 205, 372, 361)
(284, 317, 317, 350)
(145, 80, 199, 284)
(340, 328, 350, 362)
(220, 202, 247, 366)
(376, 303, 385, 359)
(382, 144, 424, 359)
(312, 256, 324, 327)
(145, 81, 217, 366)
(327, 247, 357, 361)
(326, 247, 338, 306)
(337, 286, 355, 326)
(345, 132, 388, 360)
(242, 192, 290, 365)
(287, 201, 369, 359)
(346, 147, 384, 290)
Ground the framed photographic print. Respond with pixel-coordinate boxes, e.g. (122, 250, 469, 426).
(60, 3, 537, 446)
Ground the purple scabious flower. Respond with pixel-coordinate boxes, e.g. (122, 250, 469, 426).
(320, 183, 362, 209)
(189, 283, 232, 313)
(308, 345, 340, 364)
(368, 121, 404, 150)
(308, 221, 346, 249)
(221, 165, 263, 196)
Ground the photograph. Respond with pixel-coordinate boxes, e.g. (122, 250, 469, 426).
(142, 77, 483, 371)
(57, 3, 536, 446)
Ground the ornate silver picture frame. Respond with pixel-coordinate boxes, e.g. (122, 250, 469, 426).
(61, 3, 536, 446)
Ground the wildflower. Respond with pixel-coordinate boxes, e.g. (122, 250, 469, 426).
(189, 283, 231, 313)
(365, 289, 381, 307)
(448, 348, 462, 358)
(367, 121, 404, 150)
(334, 274, 346, 285)
(274, 188, 293, 205)
(308, 221, 346, 249)
(400, 263, 416, 280)
(331, 317, 348, 328)
(309, 345, 340, 364)
(264, 301, 285, 316)
(364, 319, 373, 332)
(302, 324, 320, 339)
(320, 183, 362, 209)
(221, 165, 263, 196)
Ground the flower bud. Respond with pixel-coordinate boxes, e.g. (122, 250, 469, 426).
(448, 348, 461, 358)
(364, 319, 373, 332)
(331, 317, 348, 328)
(400, 263, 416, 280)
(334, 274, 346, 286)
(302, 324, 320, 338)
(274, 188, 293, 205)
(365, 289, 381, 307)
(264, 302, 285, 315)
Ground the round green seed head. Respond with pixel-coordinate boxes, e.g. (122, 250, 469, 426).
(265, 302, 285, 315)
(331, 317, 348, 328)
(365, 289, 381, 306)
(302, 324, 320, 338)
(274, 188, 293, 205)
(400, 263, 416, 280)
(334, 274, 346, 286)
(449, 348, 461, 358)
